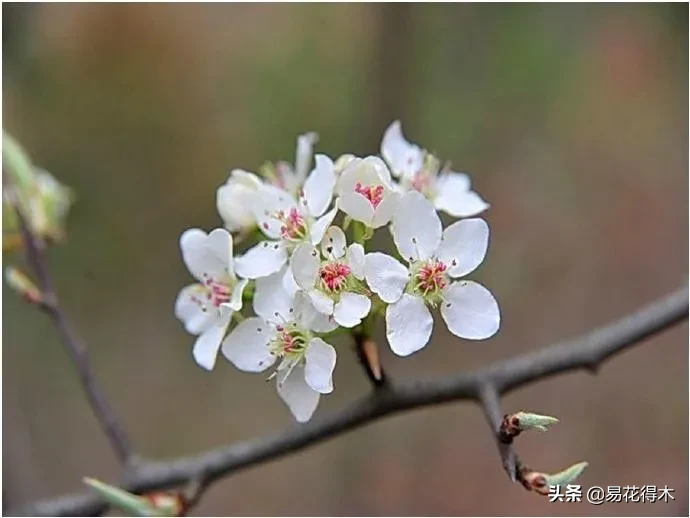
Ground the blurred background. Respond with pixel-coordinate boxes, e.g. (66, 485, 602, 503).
(2, 3, 688, 516)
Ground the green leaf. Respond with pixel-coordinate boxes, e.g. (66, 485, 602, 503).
(513, 411, 559, 432)
(544, 461, 589, 487)
(83, 478, 155, 516)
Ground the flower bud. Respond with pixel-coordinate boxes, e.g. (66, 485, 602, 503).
(5, 267, 42, 304)
(83, 477, 185, 516)
(3, 133, 73, 246)
(519, 461, 589, 496)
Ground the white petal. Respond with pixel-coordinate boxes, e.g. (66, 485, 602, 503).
(180, 228, 233, 280)
(338, 192, 374, 226)
(367, 155, 395, 187)
(295, 291, 338, 333)
(234, 241, 287, 279)
(175, 284, 215, 335)
(304, 310, 338, 333)
(281, 266, 300, 297)
(192, 316, 230, 371)
(253, 269, 294, 322)
(391, 191, 442, 262)
(294, 132, 318, 183)
(380, 120, 424, 178)
(221, 317, 276, 372)
(364, 253, 409, 303)
(321, 226, 346, 260)
(371, 190, 399, 228)
(275, 162, 300, 194)
(253, 185, 298, 239)
(277, 364, 320, 423)
(179, 228, 206, 265)
(290, 243, 320, 289)
(436, 218, 489, 278)
(216, 169, 262, 231)
(385, 294, 433, 356)
(440, 281, 500, 340)
(227, 278, 248, 312)
(303, 154, 335, 218)
(435, 188, 489, 218)
(305, 338, 337, 394)
(309, 201, 339, 245)
(333, 292, 371, 328)
(346, 243, 365, 280)
(435, 171, 471, 193)
(309, 289, 335, 315)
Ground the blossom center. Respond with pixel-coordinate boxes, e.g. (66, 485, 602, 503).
(354, 182, 384, 208)
(409, 259, 448, 304)
(263, 207, 308, 240)
(190, 273, 234, 312)
(410, 170, 435, 196)
(319, 262, 352, 293)
(269, 323, 308, 357)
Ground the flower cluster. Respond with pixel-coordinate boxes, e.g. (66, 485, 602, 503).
(175, 121, 500, 422)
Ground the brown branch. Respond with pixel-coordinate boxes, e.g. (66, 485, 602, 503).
(14, 208, 134, 465)
(9, 283, 687, 516)
(478, 383, 518, 482)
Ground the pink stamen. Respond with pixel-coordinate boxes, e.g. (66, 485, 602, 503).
(278, 208, 307, 240)
(416, 260, 448, 293)
(279, 330, 297, 352)
(207, 279, 231, 307)
(319, 262, 352, 292)
(410, 170, 432, 193)
(354, 182, 384, 208)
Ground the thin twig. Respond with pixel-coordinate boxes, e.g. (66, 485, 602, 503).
(478, 383, 517, 482)
(15, 208, 134, 465)
(10, 283, 687, 517)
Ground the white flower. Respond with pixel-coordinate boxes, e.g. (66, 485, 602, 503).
(222, 272, 337, 422)
(174, 228, 248, 371)
(364, 191, 500, 356)
(381, 120, 424, 179)
(267, 132, 319, 195)
(234, 154, 338, 280)
(335, 156, 399, 228)
(380, 120, 489, 218)
(291, 226, 370, 328)
(216, 169, 263, 233)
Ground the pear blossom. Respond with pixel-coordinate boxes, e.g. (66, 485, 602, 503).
(291, 226, 370, 328)
(222, 272, 337, 422)
(364, 191, 500, 356)
(335, 156, 399, 228)
(234, 154, 338, 280)
(216, 132, 319, 234)
(174, 228, 248, 370)
(381, 120, 489, 218)
(216, 169, 263, 233)
(262, 132, 319, 195)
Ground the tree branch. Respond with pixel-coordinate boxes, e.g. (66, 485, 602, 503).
(478, 383, 518, 482)
(15, 209, 134, 465)
(10, 283, 687, 516)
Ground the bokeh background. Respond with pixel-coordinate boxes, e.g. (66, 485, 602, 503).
(3, 3, 688, 516)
